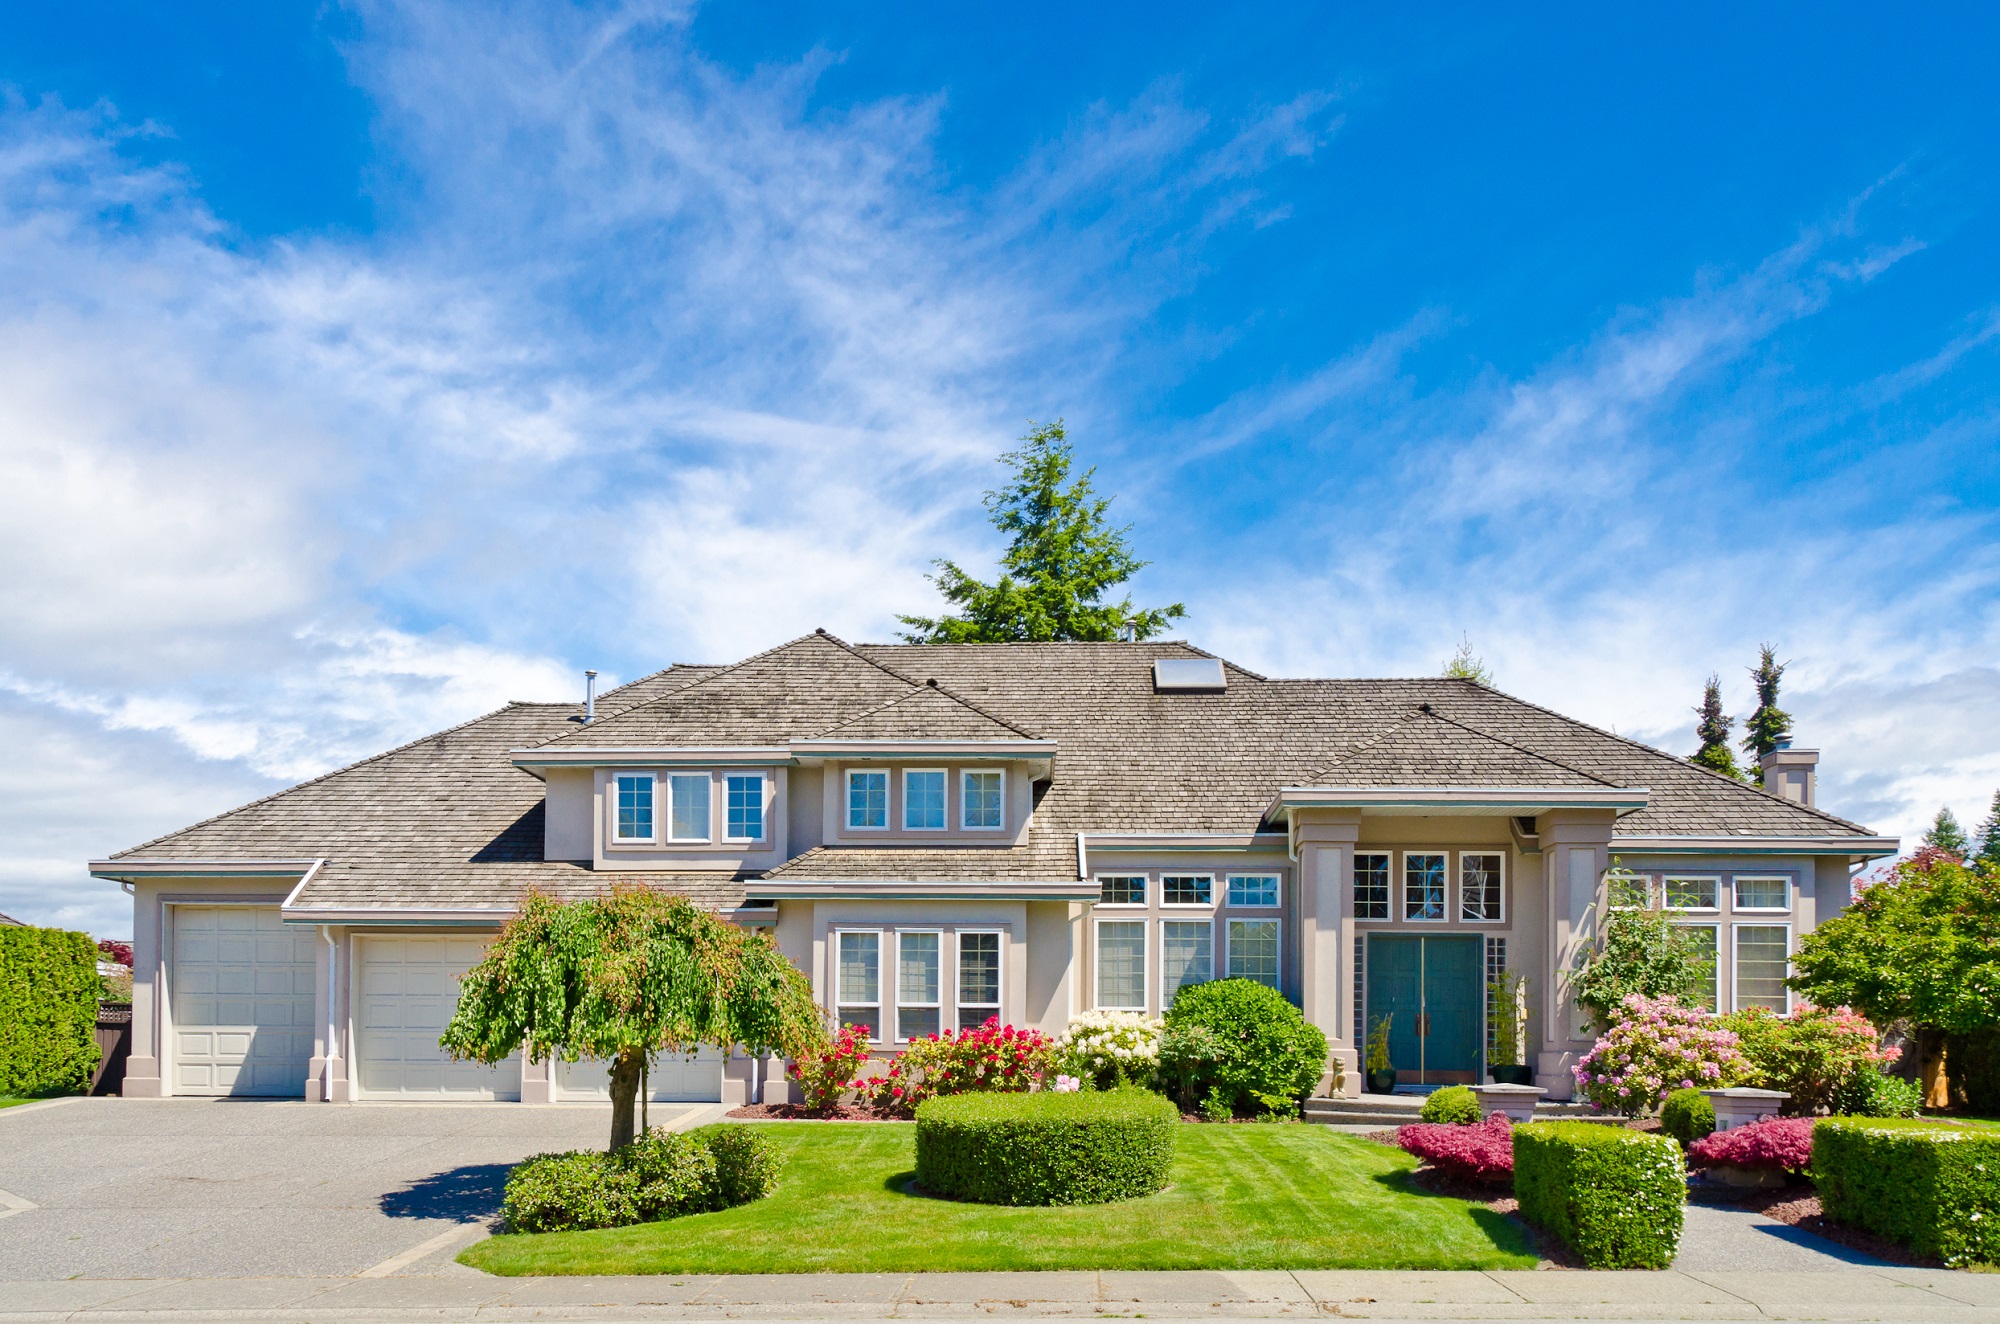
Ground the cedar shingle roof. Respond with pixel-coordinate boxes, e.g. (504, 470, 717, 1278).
(1309, 706, 1615, 787)
(808, 680, 1040, 741)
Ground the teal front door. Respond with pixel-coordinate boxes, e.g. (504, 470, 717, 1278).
(1365, 935, 1484, 1085)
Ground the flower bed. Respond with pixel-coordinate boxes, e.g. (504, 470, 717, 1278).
(872, 1018, 1052, 1117)
(1396, 1112, 1514, 1185)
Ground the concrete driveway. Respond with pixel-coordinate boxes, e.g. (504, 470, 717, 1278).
(0, 1097, 712, 1279)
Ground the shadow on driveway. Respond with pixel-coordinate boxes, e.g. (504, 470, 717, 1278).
(380, 1162, 512, 1222)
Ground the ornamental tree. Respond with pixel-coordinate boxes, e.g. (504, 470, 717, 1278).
(441, 885, 826, 1150)
(1924, 807, 1970, 858)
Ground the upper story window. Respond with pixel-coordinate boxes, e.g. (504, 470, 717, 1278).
(725, 773, 765, 842)
(1734, 876, 1791, 913)
(1459, 853, 1504, 922)
(1608, 871, 1655, 909)
(1098, 875, 1146, 905)
(1227, 874, 1279, 908)
(1162, 874, 1213, 906)
(614, 774, 655, 843)
(904, 770, 947, 830)
(1664, 876, 1720, 911)
(847, 770, 888, 829)
(668, 773, 711, 842)
(1354, 853, 1391, 920)
(1404, 852, 1447, 921)
(962, 770, 1004, 830)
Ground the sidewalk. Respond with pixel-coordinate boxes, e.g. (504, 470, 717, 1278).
(2, 1267, 1997, 1321)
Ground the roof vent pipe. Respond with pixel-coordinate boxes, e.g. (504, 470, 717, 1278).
(584, 669, 598, 723)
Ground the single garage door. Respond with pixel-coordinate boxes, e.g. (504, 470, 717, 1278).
(170, 905, 316, 1097)
(555, 1047, 726, 1102)
(355, 935, 519, 1099)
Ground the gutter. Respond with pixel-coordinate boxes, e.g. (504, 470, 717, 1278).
(89, 858, 324, 882)
(1611, 834, 1900, 858)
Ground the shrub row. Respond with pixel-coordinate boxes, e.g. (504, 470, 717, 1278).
(1813, 1118, 2000, 1267)
(915, 1087, 1177, 1206)
(501, 1124, 782, 1234)
(0, 926, 101, 1097)
(1513, 1122, 1685, 1269)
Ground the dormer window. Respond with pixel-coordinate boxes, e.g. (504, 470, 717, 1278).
(669, 773, 711, 842)
(962, 770, 1004, 830)
(614, 774, 655, 843)
(847, 770, 888, 829)
(904, 770, 946, 830)
(726, 774, 765, 842)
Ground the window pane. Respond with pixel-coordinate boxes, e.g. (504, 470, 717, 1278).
(1665, 877, 1718, 910)
(1404, 854, 1446, 920)
(958, 932, 1000, 1019)
(1228, 875, 1279, 907)
(899, 932, 940, 1004)
(1161, 921, 1212, 1008)
(1459, 854, 1502, 921)
(1735, 926, 1790, 1012)
(1228, 920, 1279, 988)
(1163, 875, 1212, 906)
(1099, 875, 1145, 905)
(847, 771, 887, 828)
(963, 771, 1003, 828)
(1354, 854, 1390, 920)
(1735, 877, 1789, 911)
(904, 770, 946, 830)
(669, 774, 710, 840)
(615, 775, 653, 841)
(898, 1006, 941, 1041)
(726, 774, 764, 840)
(1096, 922, 1146, 1009)
(1608, 871, 1653, 909)
(1680, 925, 1719, 1012)
(837, 932, 879, 1005)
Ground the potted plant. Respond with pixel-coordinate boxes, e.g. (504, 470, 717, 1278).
(1364, 1013, 1396, 1094)
(1487, 969, 1534, 1086)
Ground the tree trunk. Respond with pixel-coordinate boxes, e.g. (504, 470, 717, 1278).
(1920, 1028, 1951, 1110)
(609, 1045, 646, 1150)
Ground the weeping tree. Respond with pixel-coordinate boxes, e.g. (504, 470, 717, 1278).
(441, 885, 827, 1150)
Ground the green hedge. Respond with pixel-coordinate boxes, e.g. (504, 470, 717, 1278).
(1420, 1085, 1482, 1125)
(1513, 1122, 1685, 1268)
(1160, 979, 1330, 1116)
(1813, 1118, 2000, 1267)
(914, 1087, 1176, 1206)
(1660, 1088, 1715, 1145)
(0, 926, 102, 1097)
(501, 1124, 783, 1234)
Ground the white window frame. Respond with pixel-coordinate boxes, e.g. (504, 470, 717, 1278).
(1093, 917, 1149, 1011)
(611, 772, 658, 844)
(723, 772, 766, 843)
(960, 768, 1006, 831)
(1608, 871, 1656, 910)
(1225, 873, 1281, 909)
(954, 928, 1003, 1032)
(1353, 852, 1392, 921)
(1402, 851, 1448, 923)
(845, 769, 889, 831)
(894, 929, 944, 1043)
(1458, 852, 1506, 923)
(1160, 873, 1215, 909)
(667, 772, 713, 843)
(1732, 875, 1792, 914)
(1158, 917, 1214, 1011)
(902, 768, 948, 832)
(1225, 916, 1282, 989)
(1094, 873, 1148, 908)
(833, 928, 883, 1042)
(1677, 922, 1721, 1013)
(1662, 875, 1721, 913)
(1731, 922, 1793, 1014)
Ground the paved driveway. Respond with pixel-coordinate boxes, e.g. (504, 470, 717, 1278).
(0, 1098, 708, 1279)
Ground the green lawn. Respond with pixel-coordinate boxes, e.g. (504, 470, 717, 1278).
(0, 1098, 41, 1109)
(462, 1122, 1537, 1276)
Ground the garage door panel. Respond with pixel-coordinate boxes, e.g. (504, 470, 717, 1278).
(171, 906, 315, 1098)
(555, 1049, 724, 1103)
(355, 935, 517, 1100)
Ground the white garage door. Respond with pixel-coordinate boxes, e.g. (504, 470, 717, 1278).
(555, 1047, 726, 1102)
(355, 935, 519, 1100)
(170, 905, 316, 1097)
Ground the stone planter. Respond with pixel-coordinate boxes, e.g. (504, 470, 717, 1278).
(1489, 1064, 1534, 1086)
(1701, 1086, 1790, 1132)
(1471, 1083, 1546, 1123)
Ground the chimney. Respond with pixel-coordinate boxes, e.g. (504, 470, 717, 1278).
(1759, 740, 1818, 807)
(584, 669, 598, 723)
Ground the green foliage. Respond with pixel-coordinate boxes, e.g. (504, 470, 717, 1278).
(1365, 1014, 1393, 1073)
(897, 421, 1186, 643)
(1488, 970, 1528, 1067)
(1420, 1085, 1482, 1125)
(1925, 808, 1971, 857)
(1813, 1118, 2000, 1267)
(1157, 1022, 1227, 1108)
(695, 1124, 784, 1207)
(913, 1087, 1177, 1205)
(1739, 644, 1793, 760)
(442, 884, 826, 1149)
(1946, 1028, 2000, 1115)
(1833, 1068, 1924, 1119)
(500, 1124, 783, 1234)
(1660, 1088, 1716, 1145)
(0, 926, 102, 1097)
(1789, 853, 2000, 1037)
(1973, 789, 2000, 870)
(1162, 979, 1329, 1117)
(1512, 1122, 1686, 1269)
(1720, 1004, 1896, 1115)
(1569, 904, 1713, 1029)
(1442, 635, 1493, 685)
(1689, 674, 1746, 781)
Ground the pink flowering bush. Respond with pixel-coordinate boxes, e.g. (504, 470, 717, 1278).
(1721, 1004, 1899, 1115)
(1573, 994, 1749, 1116)
(1396, 1111, 1516, 1185)
(1687, 1117, 1816, 1173)
(872, 1018, 1053, 1117)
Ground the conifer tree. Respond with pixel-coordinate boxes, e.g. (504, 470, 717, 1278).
(1689, 674, 1744, 781)
(1740, 643, 1794, 760)
(1441, 635, 1494, 685)
(1924, 807, 1970, 859)
(1974, 789, 2000, 869)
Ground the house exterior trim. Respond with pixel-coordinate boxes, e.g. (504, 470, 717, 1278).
(1268, 787, 1650, 819)
(1611, 834, 1898, 857)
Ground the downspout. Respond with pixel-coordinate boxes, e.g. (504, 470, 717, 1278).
(322, 926, 338, 1103)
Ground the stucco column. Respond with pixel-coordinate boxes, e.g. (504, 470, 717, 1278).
(1296, 811, 1362, 1097)
(1535, 809, 1615, 1100)
(122, 883, 165, 1098)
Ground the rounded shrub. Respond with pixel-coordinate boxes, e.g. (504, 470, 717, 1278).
(1420, 1085, 1482, 1125)
(1833, 1068, 1924, 1119)
(1162, 979, 1329, 1116)
(500, 1124, 784, 1233)
(914, 1086, 1177, 1206)
(1660, 1088, 1716, 1145)
(501, 1151, 641, 1233)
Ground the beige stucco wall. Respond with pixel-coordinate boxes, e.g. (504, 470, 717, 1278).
(543, 767, 592, 861)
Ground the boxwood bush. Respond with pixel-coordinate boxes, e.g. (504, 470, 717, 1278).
(914, 1087, 1176, 1206)
(501, 1124, 782, 1234)
(0, 926, 101, 1097)
(1513, 1121, 1685, 1268)
(1660, 1088, 1715, 1145)
(1419, 1085, 1482, 1125)
(1813, 1118, 2000, 1267)
(1161, 979, 1330, 1116)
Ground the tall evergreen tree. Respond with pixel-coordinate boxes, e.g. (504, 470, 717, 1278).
(1974, 789, 2000, 870)
(898, 421, 1186, 643)
(1689, 674, 1745, 781)
(1924, 807, 1970, 858)
(1740, 643, 1794, 760)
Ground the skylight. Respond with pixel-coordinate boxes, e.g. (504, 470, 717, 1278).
(1153, 658, 1226, 692)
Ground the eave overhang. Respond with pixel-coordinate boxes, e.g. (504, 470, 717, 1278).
(89, 858, 325, 882)
(1266, 786, 1650, 821)
(744, 879, 1098, 903)
(1610, 834, 1900, 859)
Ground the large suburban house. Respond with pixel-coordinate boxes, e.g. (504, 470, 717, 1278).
(89, 632, 1897, 1106)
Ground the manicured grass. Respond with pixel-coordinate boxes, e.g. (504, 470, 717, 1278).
(462, 1122, 1537, 1275)
(0, 1098, 41, 1109)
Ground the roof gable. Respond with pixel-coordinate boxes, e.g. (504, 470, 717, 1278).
(1308, 706, 1618, 788)
(808, 680, 1040, 742)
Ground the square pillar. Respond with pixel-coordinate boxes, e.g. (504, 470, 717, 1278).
(1535, 809, 1616, 1100)
(1297, 811, 1362, 1097)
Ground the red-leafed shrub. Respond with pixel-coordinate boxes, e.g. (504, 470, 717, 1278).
(96, 939, 133, 968)
(1687, 1117, 1815, 1173)
(1396, 1111, 1515, 1184)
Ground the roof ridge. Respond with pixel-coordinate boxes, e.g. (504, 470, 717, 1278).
(111, 701, 567, 859)
(595, 663, 719, 705)
(857, 639, 1271, 683)
(1420, 705, 1627, 788)
(807, 677, 1042, 741)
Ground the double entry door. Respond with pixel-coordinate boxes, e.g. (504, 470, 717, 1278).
(1365, 934, 1483, 1085)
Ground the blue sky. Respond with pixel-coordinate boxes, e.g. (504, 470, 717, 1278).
(2, 2, 1997, 934)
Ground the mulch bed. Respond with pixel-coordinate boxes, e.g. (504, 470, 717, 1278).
(725, 1102, 908, 1121)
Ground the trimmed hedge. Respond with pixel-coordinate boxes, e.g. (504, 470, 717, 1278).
(1660, 1088, 1715, 1145)
(1813, 1118, 2000, 1267)
(1513, 1122, 1685, 1268)
(0, 926, 102, 1097)
(1420, 1085, 1482, 1125)
(501, 1124, 782, 1234)
(914, 1087, 1176, 1206)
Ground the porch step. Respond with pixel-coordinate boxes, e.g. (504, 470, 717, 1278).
(1303, 1094, 1609, 1128)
